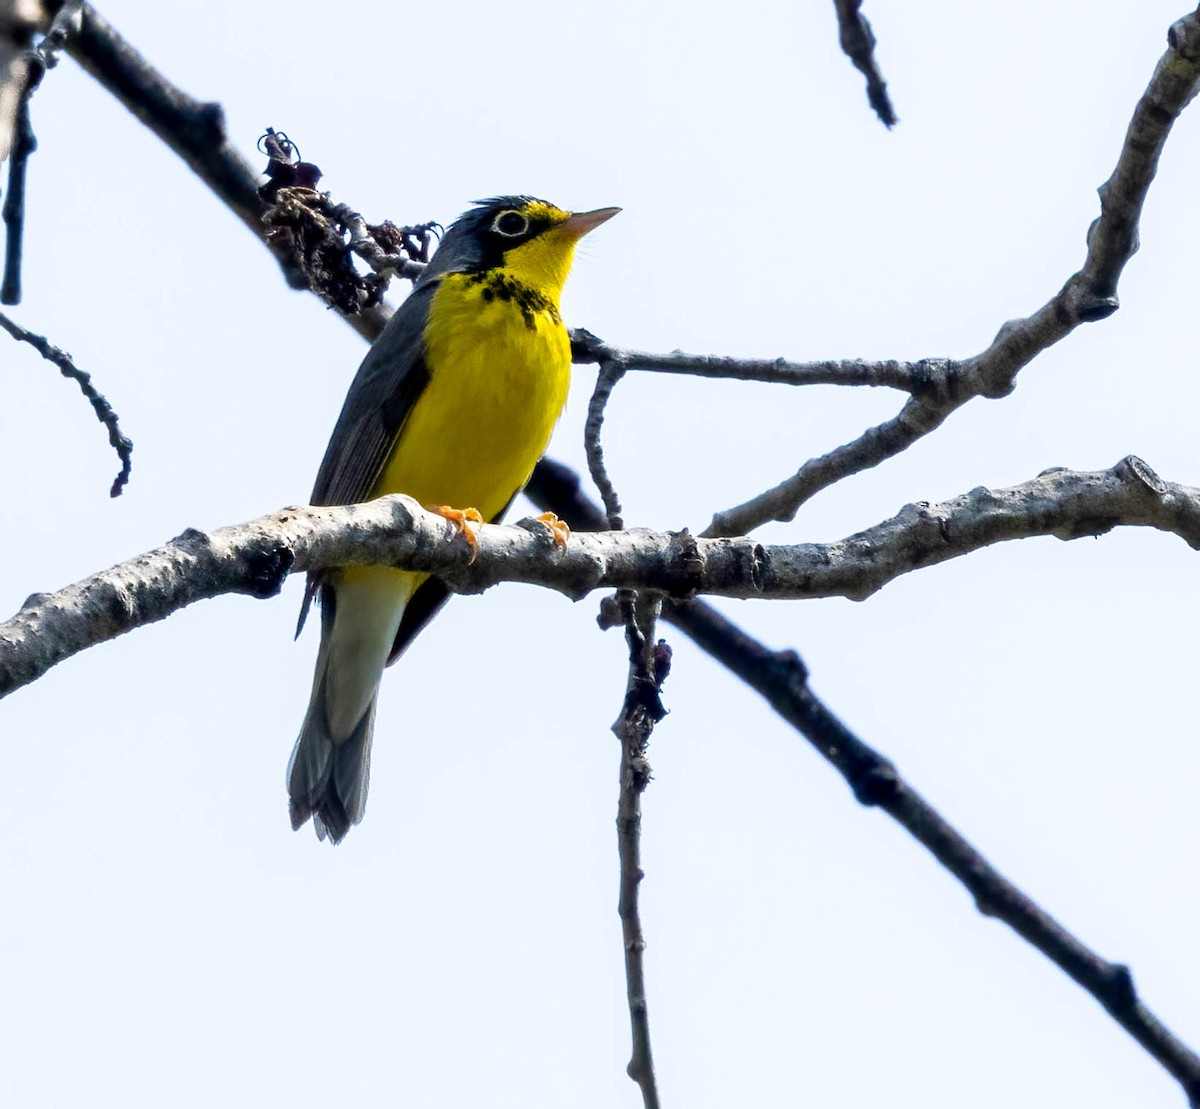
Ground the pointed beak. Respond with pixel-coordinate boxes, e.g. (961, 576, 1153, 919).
(561, 206, 621, 240)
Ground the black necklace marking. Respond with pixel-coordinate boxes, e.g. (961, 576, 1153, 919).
(465, 270, 561, 331)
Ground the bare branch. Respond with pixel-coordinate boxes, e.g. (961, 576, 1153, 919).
(0, 0, 81, 304)
(584, 358, 626, 529)
(0, 66, 31, 303)
(578, 333, 667, 1102)
(332, 207, 437, 283)
(1, 67, 33, 302)
(5, 456, 1200, 698)
(706, 9, 1200, 537)
(570, 328, 923, 391)
(611, 592, 668, 1109)
(0, 308, 131, 494)
(832, 0, 897, 127)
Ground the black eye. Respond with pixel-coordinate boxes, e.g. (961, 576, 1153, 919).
(493, 210, 528, 237)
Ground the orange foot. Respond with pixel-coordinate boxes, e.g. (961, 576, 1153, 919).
(535, 511, 571, 549)
(430, 505, 485, 562)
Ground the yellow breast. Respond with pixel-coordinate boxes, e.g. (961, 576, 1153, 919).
(371, 270, 572, 521)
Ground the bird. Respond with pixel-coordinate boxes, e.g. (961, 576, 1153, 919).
(287, 195, 619, 843)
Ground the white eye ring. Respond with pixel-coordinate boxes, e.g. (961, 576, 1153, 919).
(492, 210, 529, 237)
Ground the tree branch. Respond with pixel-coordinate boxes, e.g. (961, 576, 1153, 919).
(706, 7, 1200, 537)
(4, 455, 1199, 698)
(579, 335, 665, 1103)
(611, 592, 668, 1109)
(583, 357, 626, 529)
(1, 0, 80, 304)
(569, 328, 923, 391)
(0, 307, 131, 494)
(832, 0, 897, 128)
(1, 62, 34, 303)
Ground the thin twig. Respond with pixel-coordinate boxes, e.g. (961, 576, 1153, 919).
(523, 457, 1200, 1107)
(1, 66, 33, 303)
(612, 590, 668, 1109)
(583, 357, 627, 529)
(0, 308, 131, 495)
(1, 0, 82, 304)
(330, 202, 435, 282)
(581, 330, 662, 1103)
(832, 0, 897, 128)
(706, 9, 1200, 537)
(570, 328, 925, 392)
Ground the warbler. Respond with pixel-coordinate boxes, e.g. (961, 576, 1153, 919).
(288, 196, 619, 842)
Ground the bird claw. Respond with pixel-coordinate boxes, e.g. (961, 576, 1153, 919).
(430, 505, 485, 562)
(535, 511, 571, 549)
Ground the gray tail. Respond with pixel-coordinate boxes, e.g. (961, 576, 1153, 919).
(288, 569, 415, 843)
(287, 684, 376, 845)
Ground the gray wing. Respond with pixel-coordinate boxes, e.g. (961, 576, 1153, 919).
(297, 280, 438, 638)
(310, 281, 437, 508)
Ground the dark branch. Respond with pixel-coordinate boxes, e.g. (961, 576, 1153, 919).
(0, 68, 32, 303)
(611, 591, 667, 1109)
(583, 357, 626, 529)
(1, 0, 82, 304)
(579, 334, 664, 1102)
(832, 0, 897, 128)
(0, 308, 131, 495)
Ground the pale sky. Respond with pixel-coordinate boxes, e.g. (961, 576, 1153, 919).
(2, 2, 1199, 1106)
